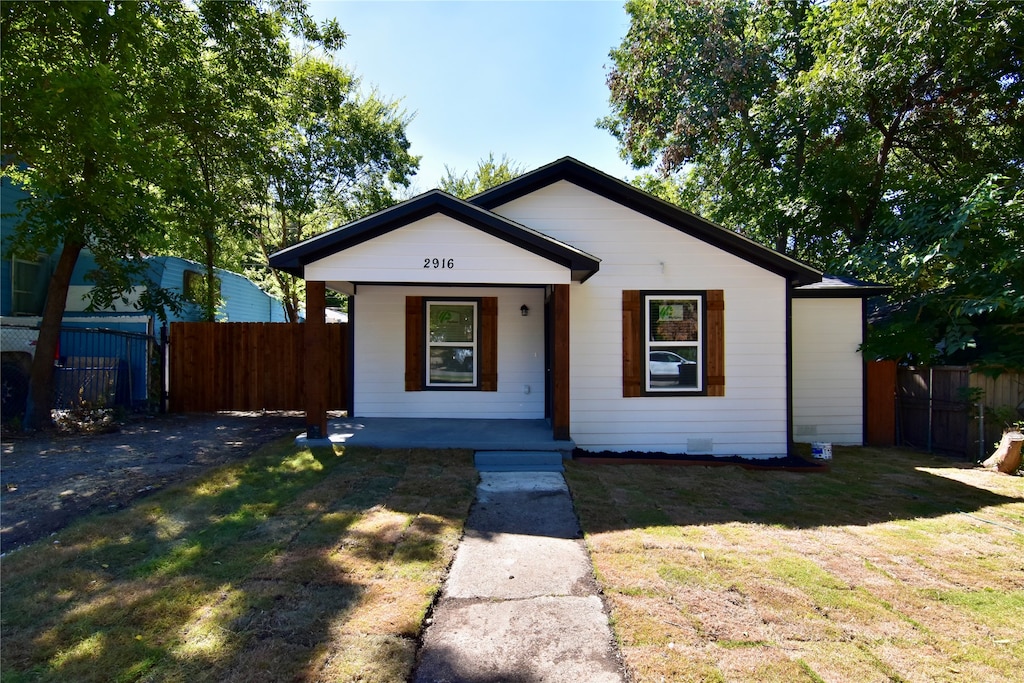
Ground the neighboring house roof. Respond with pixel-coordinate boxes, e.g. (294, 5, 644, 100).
(470, 157, 822, 287)
(794, 274, 892, 298)
(269, 189, 602, 283)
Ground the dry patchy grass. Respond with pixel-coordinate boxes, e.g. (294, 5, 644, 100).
(566, 447, 1024, 683)
(0, 440, 477, 682)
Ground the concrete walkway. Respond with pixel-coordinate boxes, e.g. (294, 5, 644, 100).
(413, 472, 625, 683)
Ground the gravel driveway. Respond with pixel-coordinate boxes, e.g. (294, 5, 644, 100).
(1, 411, 307, 553)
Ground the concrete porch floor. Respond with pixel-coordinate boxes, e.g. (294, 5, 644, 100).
(319, 417, 575, 453)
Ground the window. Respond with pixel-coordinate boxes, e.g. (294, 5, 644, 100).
(426, 301, 478, 388)
(406, 296, 497, 392)
(183, 269, 220, 304)
(622, 289, 725, 397)
(647, 295, 703, 392)
(11, 255, 48, 315)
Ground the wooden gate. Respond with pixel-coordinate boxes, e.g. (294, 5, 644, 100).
(865, 360, 897, 446)
(168, 322, 347, 413)
(897, 366, 971, 456)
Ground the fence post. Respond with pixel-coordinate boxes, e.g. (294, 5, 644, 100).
(160, 323, 169, 414)
(927, 366, 934, 452)
(978, 402, 985, 462)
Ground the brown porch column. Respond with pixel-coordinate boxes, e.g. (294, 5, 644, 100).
(552, 284, 570, 441)
(304, 280, 328, 439)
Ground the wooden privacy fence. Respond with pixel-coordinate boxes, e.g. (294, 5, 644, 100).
(894, 365, 1024, 459)
(168, 322, 347, 413)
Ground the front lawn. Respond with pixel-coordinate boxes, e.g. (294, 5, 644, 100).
(0, 440, 477, 682)
(566, 447, 1024, 683)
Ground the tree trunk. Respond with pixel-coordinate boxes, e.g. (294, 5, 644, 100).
(25, 239, 85, 431)
(982, 431, 1023, 474)
(203, 231, 217, 322)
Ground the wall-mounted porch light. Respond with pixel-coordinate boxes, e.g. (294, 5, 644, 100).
(520, 305, 529, 317)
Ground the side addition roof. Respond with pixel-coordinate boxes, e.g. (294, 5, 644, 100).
(794, 274, 892, 298)
(268, 189, 601, 282)
(471, 157, 823, 287)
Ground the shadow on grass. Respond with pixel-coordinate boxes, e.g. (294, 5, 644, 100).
(0, 442, 477, 683)
(565, 446, 1022, 532)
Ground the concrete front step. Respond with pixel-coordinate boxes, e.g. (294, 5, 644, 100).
(474, 450, 565, 472)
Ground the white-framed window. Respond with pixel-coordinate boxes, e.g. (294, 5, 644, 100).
(426, 300, 478, 388)
(646, 293, 703, 392)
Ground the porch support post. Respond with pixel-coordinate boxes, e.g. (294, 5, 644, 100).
(304, 280, 328, 439)
(552, 283, 570, 441)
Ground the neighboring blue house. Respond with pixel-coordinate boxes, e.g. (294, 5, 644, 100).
(1, 175, 286, 415)
(58, 251, 288, 324)
(2, 175, 286, 324)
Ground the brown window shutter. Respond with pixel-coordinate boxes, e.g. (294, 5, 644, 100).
(405, 296, 423, 391)
(622, 290, 642, 397)
(480, 297, 498, 391)
(706, 290, 725, 396)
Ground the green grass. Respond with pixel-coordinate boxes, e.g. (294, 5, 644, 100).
(0, 439, 477, 683)
(566, 447, 1024, 683)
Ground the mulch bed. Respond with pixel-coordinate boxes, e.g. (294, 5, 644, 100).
(572, 448, 830, 472)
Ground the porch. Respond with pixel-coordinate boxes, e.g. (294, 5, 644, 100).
(320, 417, 575, 453)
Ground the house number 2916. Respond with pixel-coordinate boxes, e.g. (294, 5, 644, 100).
(423, 258, 455, 269)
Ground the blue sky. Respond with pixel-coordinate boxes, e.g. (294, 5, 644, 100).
(308, 1, 636, 192)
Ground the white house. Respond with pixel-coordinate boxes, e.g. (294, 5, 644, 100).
(270, 158, 886, 457)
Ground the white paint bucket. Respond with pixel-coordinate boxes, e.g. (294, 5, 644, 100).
(811, 442, 833, 460)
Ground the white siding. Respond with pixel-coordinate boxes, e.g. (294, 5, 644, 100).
(792, 298, 864, 445)
(353, 285, 546, 419)
(305, 215, 570, 285)
(493, 181, 790, 457)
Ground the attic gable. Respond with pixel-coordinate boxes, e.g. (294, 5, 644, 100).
(472, 157, 821, 287)
(268, 189, 600, 282)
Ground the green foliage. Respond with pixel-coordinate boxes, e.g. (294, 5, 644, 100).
(857, 175, 1024, 368)
(439, 153, 525, 199)
(253, 55, 419, 320)
(1, 0, 418, 425)
(604, 0, 1024, 369)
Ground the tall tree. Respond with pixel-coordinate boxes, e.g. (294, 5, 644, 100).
(255, 56, 418, 321)
(3, 1, 185, 429)
(0, 0, 337, 428)
(439, 153, 525, 199)
(603, 0, 1024, 368)
(158, 3, 284, 321)
(160, 1, 345, 321)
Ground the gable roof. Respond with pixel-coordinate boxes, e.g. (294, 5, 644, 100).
(471, 157, 822, 287)
(268, 189, 601, 282)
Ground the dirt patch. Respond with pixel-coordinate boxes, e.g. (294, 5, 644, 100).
(1, 411, 309, 553)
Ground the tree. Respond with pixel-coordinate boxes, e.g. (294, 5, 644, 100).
(603, 0, 1024, 368)
(159, 2, 345, 322)
(439, 153, 525, 199)
(0, 0, 339, 428)
(254, 56, 419, 321)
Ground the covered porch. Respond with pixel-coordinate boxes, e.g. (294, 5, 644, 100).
(268, 190, 600, 444)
